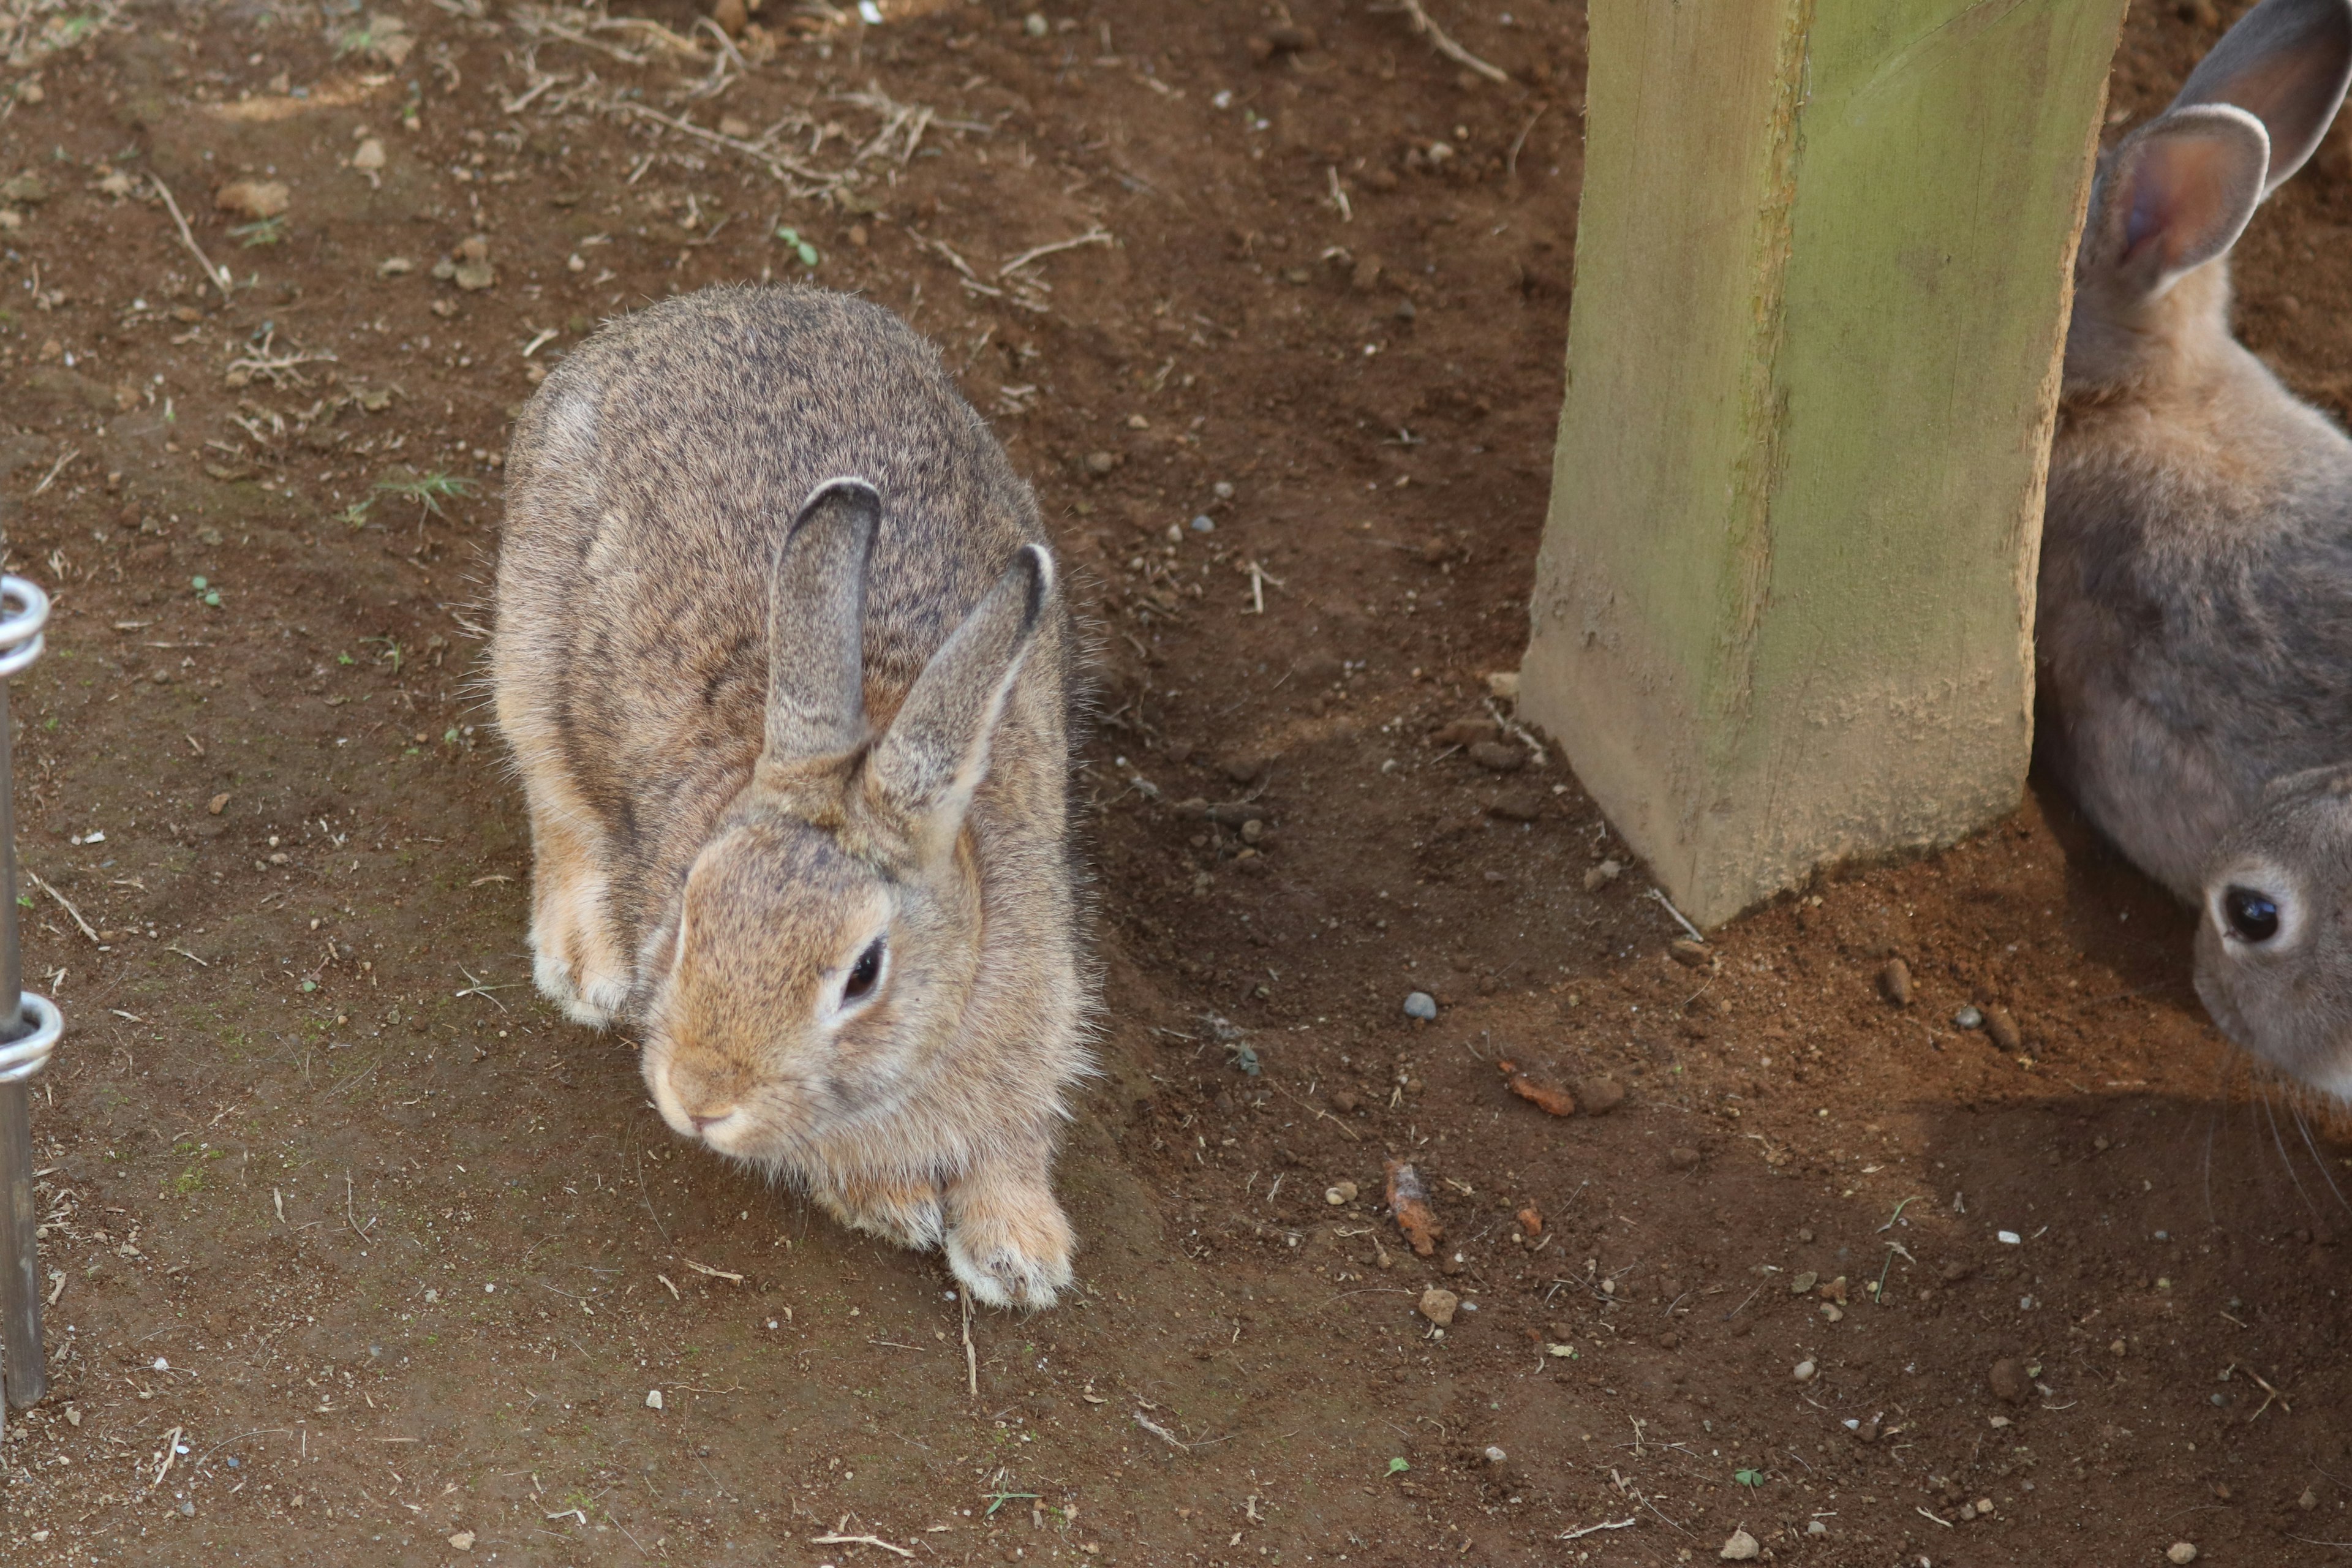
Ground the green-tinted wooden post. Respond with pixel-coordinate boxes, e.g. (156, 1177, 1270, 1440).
(1520, 0, 2128, 928)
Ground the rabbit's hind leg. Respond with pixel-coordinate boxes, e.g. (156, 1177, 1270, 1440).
(523, 788, 632, 1030)
(815, 1175, 948, 1253)
(944, 1155, 1076, 1310)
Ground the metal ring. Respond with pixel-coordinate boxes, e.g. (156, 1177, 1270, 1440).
(0, 992, 62, 1084)
(0, 575, 49, 681)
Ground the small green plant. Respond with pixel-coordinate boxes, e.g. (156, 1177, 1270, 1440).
(169, 1169, 204, 1196)
(1733, 1469, 1765, 1488)
(1386, 1457, 1411, 1476)
(983, 1487, 1039, 1517)
(190, 576, 222, 608)
(374, 471, 475, 519)
(331, 23, 380, 58)
(337, 652, 356, 666)
(776, 225, 821, 268)
(230, 217, 286, 248)
(363, 635, 404, 674)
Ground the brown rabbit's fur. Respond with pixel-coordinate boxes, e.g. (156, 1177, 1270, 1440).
(492, 285, 1089, 1307)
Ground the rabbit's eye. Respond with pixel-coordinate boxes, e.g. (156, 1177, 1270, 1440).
(2223, 887, 2281, 944)
(843, 938, 885, 1003)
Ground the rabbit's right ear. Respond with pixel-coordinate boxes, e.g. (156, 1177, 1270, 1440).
(2082, 107, 2271, 302)
(763, 477, 880, 764)
(2171, 0, 2352, 194)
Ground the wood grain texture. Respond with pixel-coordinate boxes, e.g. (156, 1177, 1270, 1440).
(1521, 0, 2130, 927)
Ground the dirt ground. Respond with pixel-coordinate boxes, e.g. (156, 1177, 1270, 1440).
(2, 1, 2351, 1564)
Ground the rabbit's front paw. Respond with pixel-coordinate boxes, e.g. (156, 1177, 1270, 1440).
(816, 1178, 946, 1253)
(526, 842, 630, 1028)
(945, 1171, 1076, 1310)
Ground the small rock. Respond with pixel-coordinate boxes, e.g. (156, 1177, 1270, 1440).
(1576, 1077, 1626, 1116)
(1582, 858, 1623, 892)
(1983, 1005, 2021, 1052)
(2167, 1544, 2198, 1566)
(1792, 1359, 1817, 1382)
(352, 137, 388, 172)
(1325, 1180, 1359, 1206)
(1219, 751, 1272, 784)
(717, 113, 754, 139)
(15, 81, 42, 105)
(1466, 741, 1525, 772)
(1403, 991, 1438, 1021)
(1659, 1330, 1680, 1350)
(1023, 11, 1049, 36)
(448, 1531, 476, 1551)
(1879, 958, 1912, 1006)
(712, 0, 748, 36)
(1084, 450, 1116, 476)
(1486, 670, 1520, 700)
(645, 1389, 665, 1410)
(1189, 514, 1215, 533)
(1482, 1444, 1507, 1465)
(2302, 1487, 2319, 1510)
(375, 255, 413, 277)
(1954, 1004, 1985, 1030)
(1790, 1271, 1819, 1295)
(1669, 938, 1709, 968)
(1719, 1527, 1761, 1561)
(215, 179, 289, 220)
(1850, 1419, 1878, 1442)
(1351, 256, 1384, 292)
(207, 793, 231, 815)
(1, 172, 48, 204)
(1330, 1089, 1360, 1113)
(1267, 22, 1319, 50)
(1988, 1357, 2030, 1404)
(1486, 788, 1543, 823)
(1665, 1146, 1701, 1172)
(1806, 1518, 1827, 1536)
(1418, 1287, 1458, 1327)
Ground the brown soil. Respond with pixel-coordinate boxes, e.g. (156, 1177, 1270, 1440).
(1, 2, 2348, 1564)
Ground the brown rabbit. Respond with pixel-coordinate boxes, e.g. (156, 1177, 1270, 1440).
(2038, 0, 2352, 901)
(492, 285, 1088, 1308)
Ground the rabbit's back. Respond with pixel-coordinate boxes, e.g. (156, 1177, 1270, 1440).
(495, 287, 1066, 953)
(2039, 382, 2352, 892)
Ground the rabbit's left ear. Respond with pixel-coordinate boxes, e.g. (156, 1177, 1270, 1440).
(867, 545, 1051, 848)
(2084, 106, 2271, 303)
(2171, 0, 2352, 194)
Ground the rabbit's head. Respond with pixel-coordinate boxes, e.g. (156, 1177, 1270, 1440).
(2196, 766, 2352, 1101)
(638, 477, 1052, 1162)
(2065, 0, 2352, 398)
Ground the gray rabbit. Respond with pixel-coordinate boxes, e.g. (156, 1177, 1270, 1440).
(2037, 0, 2352, 1090)
(492, 286, 1089, 1308)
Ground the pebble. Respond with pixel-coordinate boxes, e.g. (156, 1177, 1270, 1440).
(1806, 1519, 1827, 1536)
(1792, 1359, 1817, 1382)
(1989, 1356, 2030, 1404)
(2168, 1544, 2198, 1565)
(1486, 788, 1543, 823)
(1486, 670, 1520, 699)
(1325, 1180, 1359, 1206)
(448, 1531, 476, 1551)
(215, 178, 290, 220)
(1879, 958, 1912, 1006)
(1084, 450, 1116, 476)
(1403, 991, 1438, 1021)
(1189, 514, 1216, 533)
(1984, 1005, 2022, 1052)
(352, 137, 387, 172)
(1482, 1444, 1507, 1465)
(1434, 717, 1501, 748)
(1581, 858, 1623, 891)
(2303, 1487, 2320, 1511)
(1576, 1077, 1626, 1116)
(1719, 1526, 1760, 1561)
(1417, 1286, 1459, 1327)
(1954, 1004, 1985, 1030)
(1669, 938, 1709, 968)
(1790, 1272, 1819, 1295)
(645, 1389, 664, 1410)
(1466, 740, 1526, 772)
(1665, 1145, 1700, 1171)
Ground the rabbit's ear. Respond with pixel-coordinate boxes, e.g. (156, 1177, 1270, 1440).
(2173, 0, 2352, 193)
(869, 544, 1051, 842)
(2086, 107, 2270, 300)
(763, 477, 880, 763)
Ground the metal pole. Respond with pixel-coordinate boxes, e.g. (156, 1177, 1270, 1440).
(0, 575, 61, 1430)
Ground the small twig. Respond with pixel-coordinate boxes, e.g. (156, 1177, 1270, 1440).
(1134, 1409, 1188, 1449)
(1558, 1518, 1637, 1542)
(1325, 165, 1352, 222)
(1506, 104, 1550, 178)
(1646, 887, 1703, 943)
(25, 869, 97, 942)
(961, 1289, 978, 1399)
(997, 227, 1114, 277)
(1395, 0, 1510, 84)
(28, 447, 77, 497)
(681, 1257, 744, 1284)
(151, 176, 232, 299)
(153, 1425, 184, 1487)
(811, 1522, 914, 1558)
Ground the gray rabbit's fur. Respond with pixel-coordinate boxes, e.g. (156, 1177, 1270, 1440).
(492, 285, 1088, 1307)
(2038, 0, 2352, 1094)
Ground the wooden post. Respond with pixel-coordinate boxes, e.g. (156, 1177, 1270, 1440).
(1520, 0, 2128, 928)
